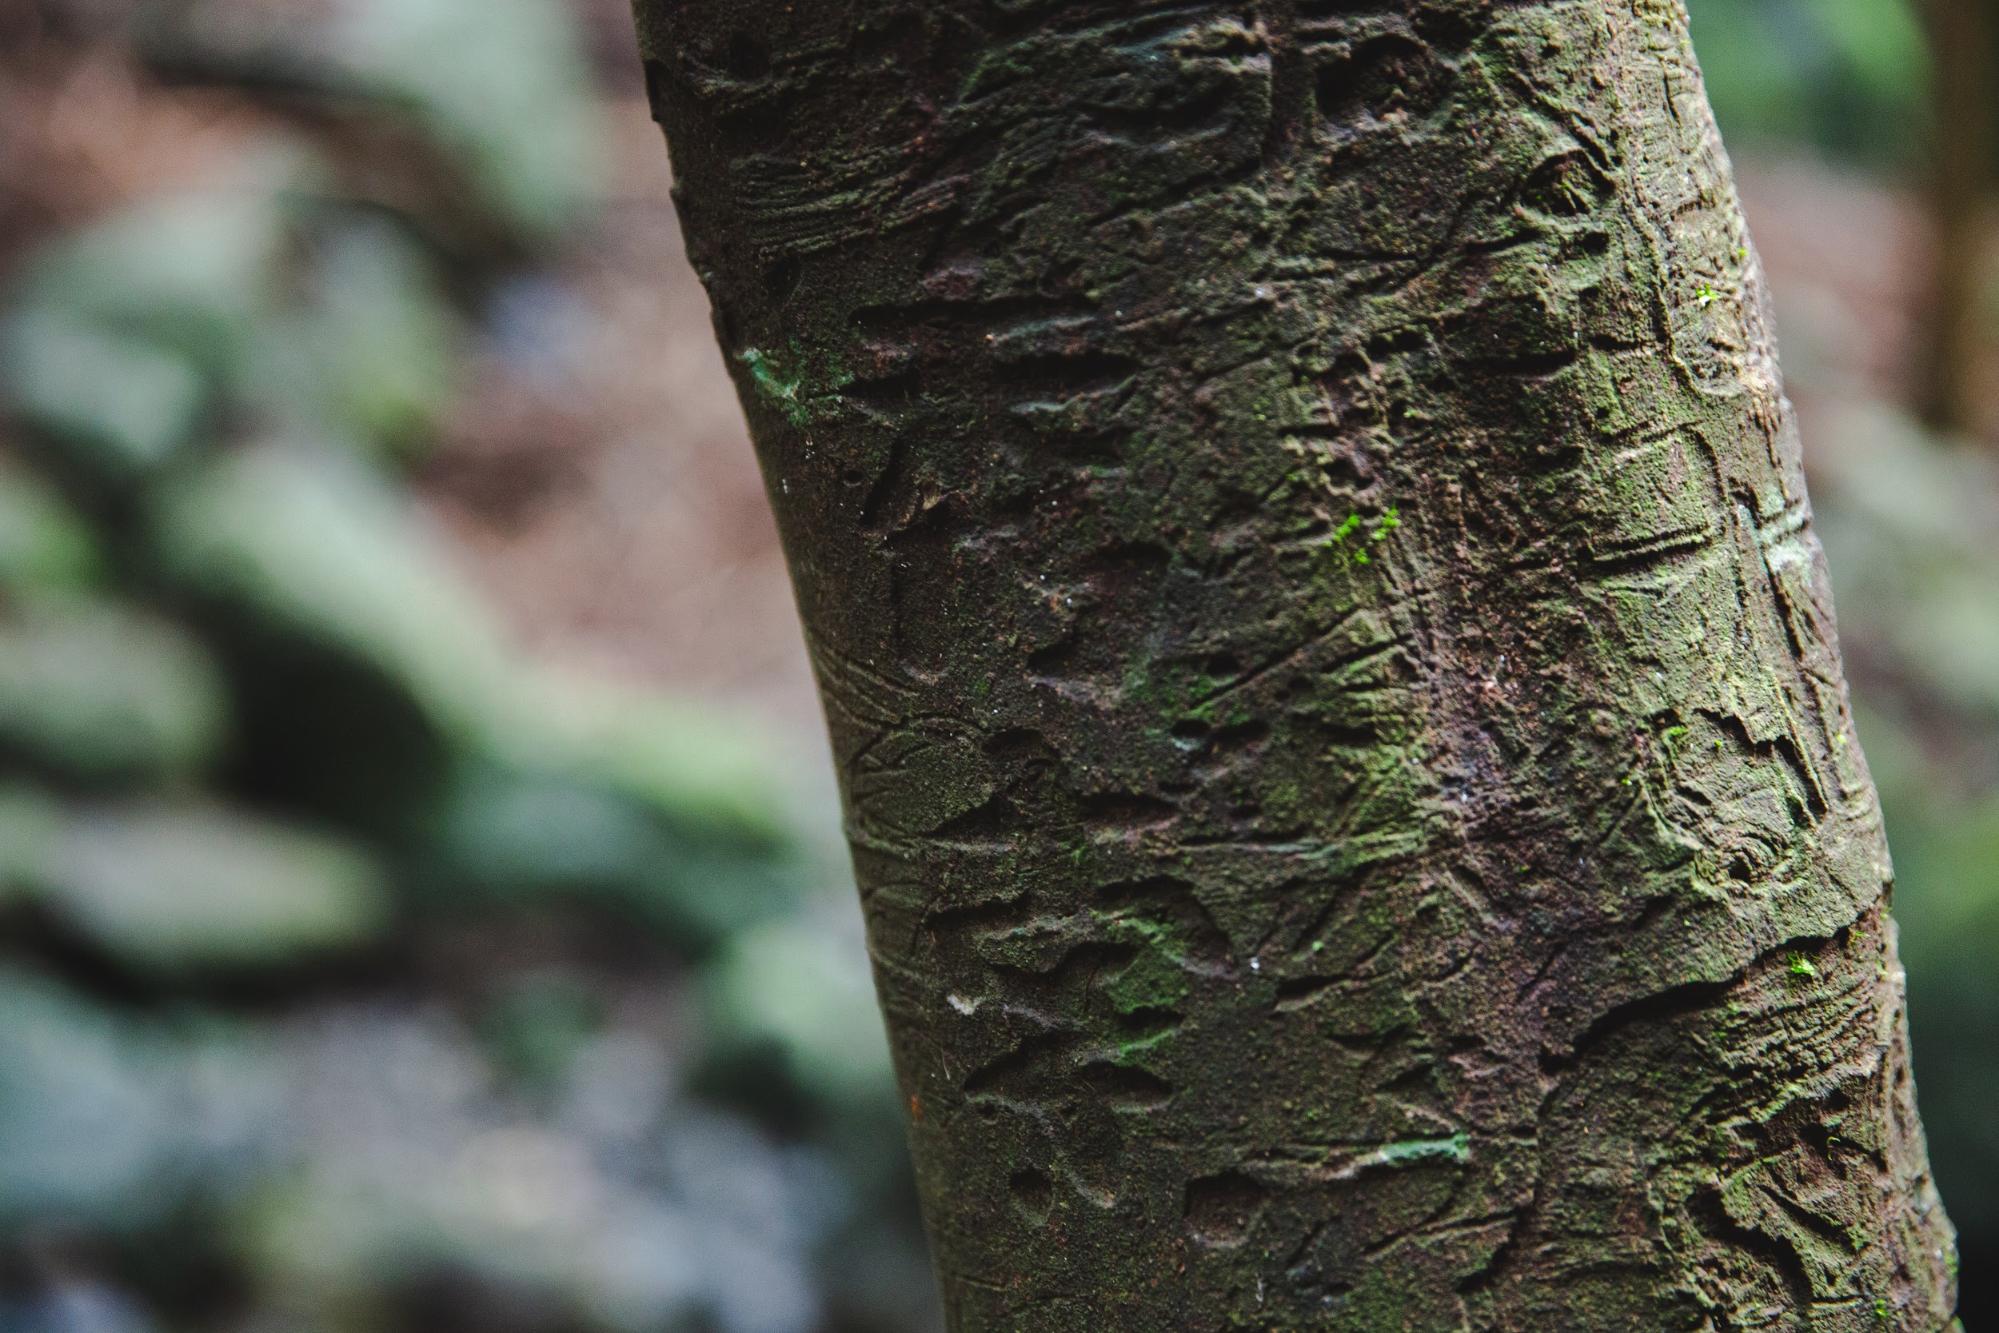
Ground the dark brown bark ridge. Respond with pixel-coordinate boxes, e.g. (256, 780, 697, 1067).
(633, 1, 1958, 1326)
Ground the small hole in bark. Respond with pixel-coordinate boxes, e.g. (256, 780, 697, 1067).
(1415, 6, 1477, 50)
(992, 347, 1140, 399)
(1185, 1171, 1267, 1248)
(1213, 718, 1271, 749)
(840, 365, 923, 410)
(1026, 636, 1080, 674)
(1118, 1006, 1183, 1037)
(1009, 1168, 1055, 1223)
(984, 726, 1052, 760)
(725, 31, 770, 79)
(764, 256, 801, 302)
(1079, 791, 1178, 832)
(929, 792, 1028, 840)
(1078, 1062, 1173, 1110)
(1315, 35, 1443, 126)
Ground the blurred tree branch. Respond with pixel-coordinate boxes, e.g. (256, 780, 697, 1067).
(1918, 0, 1998, 439)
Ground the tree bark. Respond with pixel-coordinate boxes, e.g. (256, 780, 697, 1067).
(632, 1, 1958, 1326)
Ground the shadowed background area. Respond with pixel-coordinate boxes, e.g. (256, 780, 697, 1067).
(0, 0, 1991, 1329)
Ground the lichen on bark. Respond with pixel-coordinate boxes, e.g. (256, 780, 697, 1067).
(632, 0, 1958, 1326)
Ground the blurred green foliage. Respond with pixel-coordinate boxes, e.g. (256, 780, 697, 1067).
(1806, 408, 1999, 1297)
(1687, 0, 1933, 169)
(0, 2, 931, 1330)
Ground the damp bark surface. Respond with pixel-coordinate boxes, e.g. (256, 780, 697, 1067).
(631, 1, 1958, 1327)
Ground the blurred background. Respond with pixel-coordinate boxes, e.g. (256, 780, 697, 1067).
(0, 0, 1991, 1329)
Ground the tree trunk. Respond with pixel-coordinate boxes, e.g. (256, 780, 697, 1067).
(631, 1, 1958, 1326)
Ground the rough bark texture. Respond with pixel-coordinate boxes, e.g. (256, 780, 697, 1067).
(632, 1, 1958, 1326)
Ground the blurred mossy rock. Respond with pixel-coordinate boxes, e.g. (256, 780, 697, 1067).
(507, 679, 819, 931)
(253, 214, 461, 457)
(149, 439, 508, 734)
(1811, 402, 1999, 733)
(429, 680, 812, 950)
(2, 162, 462, 485)
(138, 0, 604, 248)
(1, 311, 210, 483)
(0, 174, 284, 482)
(0, 463, 103, 594)
(9, 795, 389, 975)
(497, 674, 805, 847)
(428, 764, 804, 951)
(233, 1027, 832, 1333)
(0, 966, 267, 1228)
(146, 438, 507, 829)
(698, 907, 895, 1118)
(0, 597, 229, 786)
(141, 438, 808, 879)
